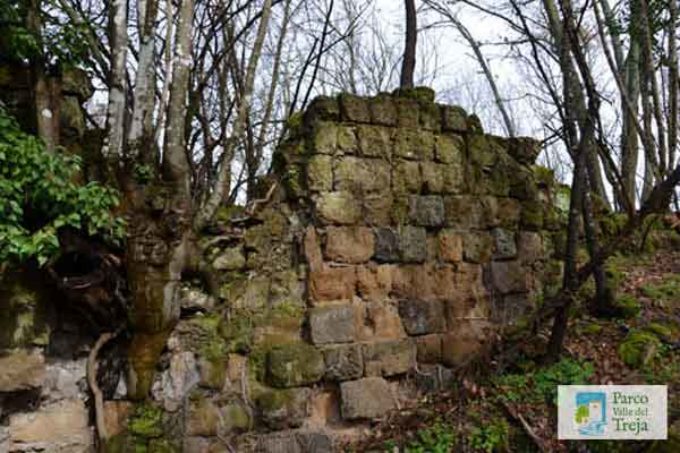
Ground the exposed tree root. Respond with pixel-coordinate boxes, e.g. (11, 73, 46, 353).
(88, 327, 124, 443)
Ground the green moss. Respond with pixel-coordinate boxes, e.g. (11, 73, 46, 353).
(618, 330, 661, 368)
(128, 404, 164, 439)
(214, 205, 245, 224)
(266, 342, 324, 388)
(223, 403, 251, 431)
(612, 294, 641, 319)
(581, 323, 603, 335)
(148, 439, 179, 453)
(520, 201, 544, 231)
(255, 388, 294, 412)
(641, 274, 680, 305)
(391, 86, 436, 103)
(643, 322, 675, 342)
(532, 165, 555, 188)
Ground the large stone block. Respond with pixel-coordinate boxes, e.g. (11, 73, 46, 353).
(394, 128, 434, 160)
(408, 195, 445, 227)
(0, 350, 45, 392)
(463, 232, 494, 264)
(363, 193, 393, 225)
(267, 343, 325, 387)
(306, 155, 333, 192)
(399, 226, 428, 262)
(490, 260, 529, 294)
(438, 229, 463, 263)
(517, 231, 544, 264)
(309, 265, 356, 303)
(309, 304, 357, 344)
(496, 197, 522, 228)
(394, 97, 420, 129)
(490, 293, 533, 325)
(440, 105, 468, 132)
(356, 264, 394, 301)
(415, 334, 443, 364)
(357, 124, 392, 158)
(256, 387, 310, 430)
(444, 196, 483, 229)
(492, 228, 517, 260)
(368, 95, 398, 126)
(435, 134, 464, 165)
(357, 302, 406, 341)
(337, 126, 358, 153)
(212, 246, 246, 271)
(362, 339, 415, 376)
(186, 399, 220, 436)
(311, 121, 338, 154)
(340, 377, 396, 420)
(323, 344, 364, 381)
(339, 93, 371, 122)
(441, 321, 490, 367)
(393, 160, 422, 194)
(335, 156, 391, 194)
(398, 299, 446, 335)
(373, 228, 400, 262)
(314, 192, 361, 225)
(305, 95, 340, 122)
(324, 226, 375, 263)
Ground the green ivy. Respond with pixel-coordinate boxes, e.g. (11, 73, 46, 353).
(0, 109, 124, 266)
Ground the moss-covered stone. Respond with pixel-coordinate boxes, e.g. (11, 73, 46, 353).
(0, 272, 49, 349)
(266, 342, 324, 388)
(618, 330, 661, 368)
(222, 403, 251, 432)
(520, 201, 544, 231)
(306, 155, 333, 192)
(128, 404, 165, 439)
(338, 93, 370, 123)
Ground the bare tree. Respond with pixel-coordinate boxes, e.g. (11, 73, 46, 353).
(400, 0, 417, 88)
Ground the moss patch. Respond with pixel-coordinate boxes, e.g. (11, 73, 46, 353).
(618, 330, 662, 369)
(128, 404, 164, 439)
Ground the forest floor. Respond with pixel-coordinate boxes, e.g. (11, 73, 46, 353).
(350, 244, 680, 452)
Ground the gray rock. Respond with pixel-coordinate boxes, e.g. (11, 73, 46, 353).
(267, 343, 325, 388)
(398, 299, 446, 335)
(373, 228, 400, 262)
(340, 377, 396, 420)
(492, 228, 517, 260)
(323, 344, 363, 381)
(362, 339, 415, 377)
(212, 246, 246, 270)
(309, 304, 356, 344)
(399, 226, 428, 263)
(490, 260, 528, 294)
(408, 195, 445, 227)
(256, 387, 310, 430)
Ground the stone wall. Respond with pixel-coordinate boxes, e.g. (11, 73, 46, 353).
(0, 89, 563, 452)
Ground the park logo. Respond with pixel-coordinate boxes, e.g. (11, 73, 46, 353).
(558, 385, 667, 440)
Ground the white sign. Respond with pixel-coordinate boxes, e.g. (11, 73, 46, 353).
(558, 385, 667, 440)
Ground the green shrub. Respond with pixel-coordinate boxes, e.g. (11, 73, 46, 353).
(618, 330, 662, 368)
(0, 109, 124, 266)
(468, 418, 509, 452)
(406, 421, 455, 453)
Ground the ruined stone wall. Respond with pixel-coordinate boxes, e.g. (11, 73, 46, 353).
(0, 89, 563, 452)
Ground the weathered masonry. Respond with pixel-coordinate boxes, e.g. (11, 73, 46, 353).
(0, 89, 564, 452)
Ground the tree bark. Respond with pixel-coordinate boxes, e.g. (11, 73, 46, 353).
(400, 0, 417, 89)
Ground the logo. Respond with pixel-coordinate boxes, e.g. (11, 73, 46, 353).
(558, 385, 667, 440)
(574, 392, 606, 435)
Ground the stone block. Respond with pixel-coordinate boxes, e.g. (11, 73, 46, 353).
(0, 350, 44, 392)
(441, 322, 490, 367)
(441, 163, 466, 194)
(373, 228, 400, 262)
(419, 162, 445, 193)
(103, 401, 132, 438)
(340, 377, 396, 420)
(490, 260, 528, 294)
(267, 343, 325, 387)
(416, 335, 443, 364)
(305, 96, 340, 123)
(434, 134, 464, 164)
(324, 226, 375, 263)
(393, 160, 422, 194)
(394, 128, 434, 160)
(517, 231, 544, 264)
(363, 193, 393, 225)
(444, 196, 483, 229)
(395, 97, 420, 129)
(507, 137, 541, 165)
(309, 304, 357, 344)
(212, 246, 246, 271)
(256, 387, 310, 430)
(440, 105, 468, 132)
(398, 299, 446, 335)
(399, 226, 428, 263)
(221, 403, 251, 432)
(311, 121, 338, 154)
(357, 124, 392, 158)
(438, 229, 463, 262)
(490, 293, 532, 325)
(335, 156, 391, 194)
(362, 339, 415, 376)
(520, 200, 544, 231)
(323, 344, 364, 381)
(186, 399, 220, 436)
(357, 302, 406, 341)
(337, 126, 358, 153)
(463, 232, 494, 264)
(369, 95, 398, 126)
(497, 197, 522, 228)
(309, 265, 356, 302)
(408, 195, 445, 227)
(356, 264, 394, 301)
(314, 192, 361, 225)
(339, 93, 371, 122)
(492, 228, 517, 260)
(420, 101, 441, 131)
(306, 155, 333, 192)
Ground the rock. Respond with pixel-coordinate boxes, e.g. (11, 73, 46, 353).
(517, 231, 544, 263)
(212, 246, 246, 270)
(309, 304, 356, 344)
(363, 193, 394, 225)
(314, 192, 362, 225)
(197, 357, 226, 390)
(221, 402, 251, 432)
(463, 232, 494, 264)
(441, 322, 490, 367)
(156, 351, 200, 411)
(267, 343, 325, 387)
(496, 197, 522, 228)
(362, 340, 415, 376)
(303, 226, 323, 272)
(323, 344, 364, 381)
(415, 335, 443, 364)
(103, 401, 132, 438)
(340, 377, 396, 420)
(253, 431, 333, 453)
(393, 160, 422, 194)
(59, 96, 86, 139)
(491, 293, 532, 325)
(440, 105, 468, 132)
(186, 398, 220, 437)
(398, 299, 446, 335)
(444, 196, 483, 229)
(308, 265, 356, 303)
(41, 358, 87, 402)
(418, 162, 445, 193)
(357, 124, 392, 157)
(9, 399, 92, 451)
(339, 93, 370, 122)
(373, 228, 400, 263)
(324, 226, 374, 263)
(256, 387, 310, 430)
(356, 264, 394, 301)
(307, 155, 333, 192)
(394, 97, 420, 129)
(438, 229, 463, 262)
(0, 350, 45, 393)
(408, 195, 445, 227)
(357, 302, 407, 341)
(337, 126, 358, 153)
(399, 226, 428, 263)
(311, 121, 338, 154)
(305, 96, 340, 123)
(179, 286, 216, 313)
(507, 137, 540, 165)
(368, 95, 397, 126)
(335, 156, 391, 194)
(394, 128, 434, 160)
(490, 260, 528, 294)
(492, 228, 517, 260)
(434, 134, 464, 164)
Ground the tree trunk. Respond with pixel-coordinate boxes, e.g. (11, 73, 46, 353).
(400, 0, 417, 89)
